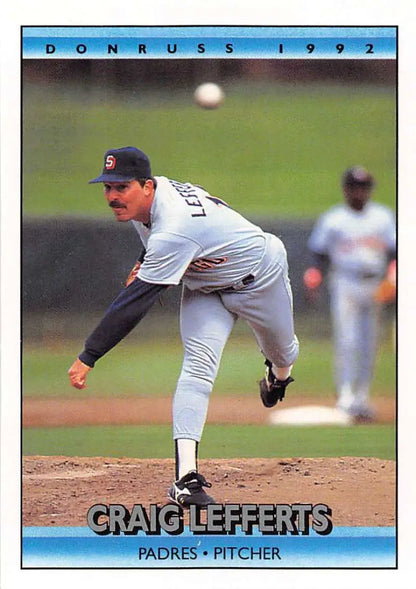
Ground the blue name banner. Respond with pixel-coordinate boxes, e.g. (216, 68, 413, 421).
(22, 526, 396, 568)
(22, 26, 397, 60)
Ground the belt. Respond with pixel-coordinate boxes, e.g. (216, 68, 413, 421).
(242, 274, 255, 285)
(337, 270, 381, 281)
(221, 274, 255, 292)
(361, 272, 380, 280)
(352, 270, 381, 280)
(360, 272, 379, 280)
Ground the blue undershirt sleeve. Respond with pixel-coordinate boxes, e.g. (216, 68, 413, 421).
(78, 278, 169, 367)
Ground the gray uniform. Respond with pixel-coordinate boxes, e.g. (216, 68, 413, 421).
(308, 200, 396, 416)
(133, 176, 299, 440)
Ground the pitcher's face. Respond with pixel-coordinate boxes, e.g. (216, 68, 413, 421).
(104, 180, 154, 223)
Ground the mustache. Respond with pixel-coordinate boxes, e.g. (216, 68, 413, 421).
(109, 200, 126, 209)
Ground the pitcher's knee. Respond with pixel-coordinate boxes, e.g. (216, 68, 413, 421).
(271, 338, 299, 368)
(181, 340, 221, 384)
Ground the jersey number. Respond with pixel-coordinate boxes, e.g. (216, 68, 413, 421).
(206, 195, 231, 209)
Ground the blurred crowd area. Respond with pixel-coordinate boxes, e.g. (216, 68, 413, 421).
(23, 59, 396, 89)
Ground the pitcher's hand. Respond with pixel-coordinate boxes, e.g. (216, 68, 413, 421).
(68, 358, 91, 389)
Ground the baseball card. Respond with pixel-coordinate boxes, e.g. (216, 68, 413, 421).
(1, 1, 414, 586)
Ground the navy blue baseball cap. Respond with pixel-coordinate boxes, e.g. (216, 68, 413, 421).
(342, 166, 374, 187)
(89, 147, 152, 183)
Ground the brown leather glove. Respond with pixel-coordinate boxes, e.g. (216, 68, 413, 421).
(374, 260, 396, 304)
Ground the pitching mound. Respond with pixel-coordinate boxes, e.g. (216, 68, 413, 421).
(23, 456, 395, 528)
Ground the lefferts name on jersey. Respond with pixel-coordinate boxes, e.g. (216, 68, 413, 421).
(169, 179, 207, 217)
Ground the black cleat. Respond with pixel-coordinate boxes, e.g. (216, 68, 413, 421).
(259, 359, 294, 408)
(168, 470, 215, 508)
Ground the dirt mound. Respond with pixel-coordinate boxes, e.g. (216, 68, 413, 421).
(22, 456, 395, 527)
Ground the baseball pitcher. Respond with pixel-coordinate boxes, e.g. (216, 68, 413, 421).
(68, 147, 299, 507)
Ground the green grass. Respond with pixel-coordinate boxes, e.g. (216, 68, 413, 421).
(23, 82, 396, 218)
(22, 424, 396, 461)
(23, 328, 396, 461)
(22, 332, 396, 399)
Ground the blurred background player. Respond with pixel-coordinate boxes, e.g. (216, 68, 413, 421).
(68, 146, 299, 507)
(303, 166, 396, 421)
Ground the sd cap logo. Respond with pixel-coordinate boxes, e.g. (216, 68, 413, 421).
(105, 155, 116, 170)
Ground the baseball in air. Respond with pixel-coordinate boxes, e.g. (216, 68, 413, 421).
(194, 83, 225, 109)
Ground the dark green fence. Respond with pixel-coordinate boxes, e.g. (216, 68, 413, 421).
(22, 217, 323, 315)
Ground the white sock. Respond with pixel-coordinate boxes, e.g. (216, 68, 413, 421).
(272, 364, 292, 381)
(176, 439, 198, 479)
(354, 385, 370, 409)
(337, 385, 355, 412)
